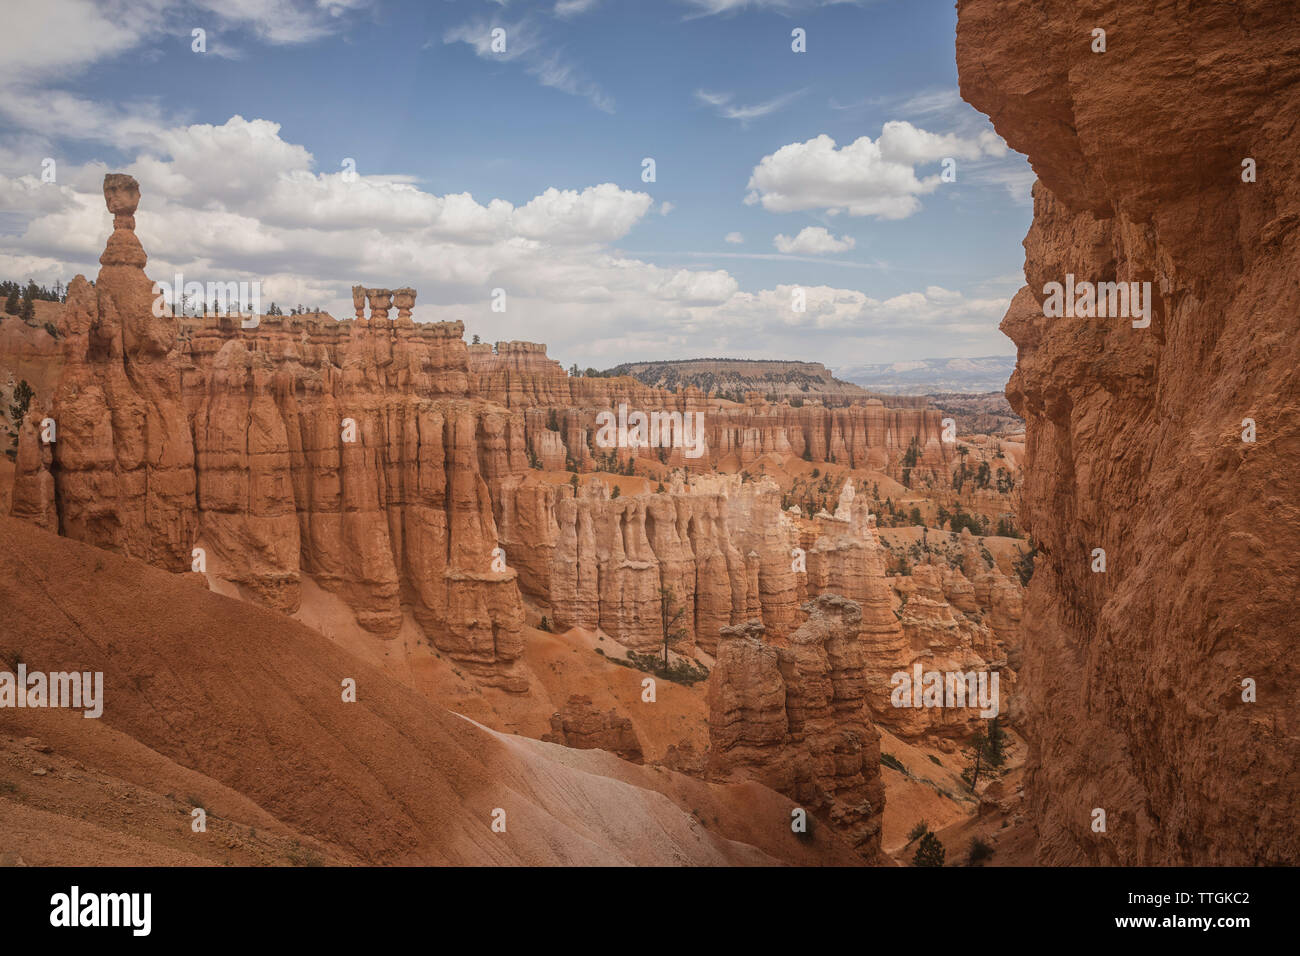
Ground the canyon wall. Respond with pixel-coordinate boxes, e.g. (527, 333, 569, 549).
(958, 0, 1300, 863)
(11, 176, 529, 691)
(469, 342, 953, 477)
(9, 174, 957, 696)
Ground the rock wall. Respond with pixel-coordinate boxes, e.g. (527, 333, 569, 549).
(958, 0, 1300, 863)
(467, 343, 953, 477)
(6, 174, 959, 702)
(11, 176, 528, 691)
(706, 595, 886, 860)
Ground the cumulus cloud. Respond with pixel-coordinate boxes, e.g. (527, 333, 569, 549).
(724, 231, 744, 244)
(745, 122, 1008, 219)
(0, 113, 1009, 366)
(772, 226, 854, 255)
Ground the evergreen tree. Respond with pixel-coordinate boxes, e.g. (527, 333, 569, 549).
(657, 586, 689, 673)
(913, 832, 945, 867)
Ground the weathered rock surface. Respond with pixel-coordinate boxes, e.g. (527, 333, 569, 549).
(542, 695, 644, 764)
(5, 176, 958, 702)
(10, 175, 197, 568)
(11, 176, 527, 691)
(890, 562, 1016, 738)
(468, 342, 953, 479)
(958, 0, 1300, 864)
(706, 595, 886, 860)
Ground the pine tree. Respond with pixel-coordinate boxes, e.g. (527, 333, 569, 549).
(658, 586, 688, 674)
(984, 716, 1008, 768)
(913, 832, 945, 867)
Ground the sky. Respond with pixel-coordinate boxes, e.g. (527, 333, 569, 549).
(0, 0, 1035, 373)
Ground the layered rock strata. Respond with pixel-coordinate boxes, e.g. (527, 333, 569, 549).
(705, 595, 886, 860)
(957, 0, 1300, 863)
(10, 176, 527, 691)
(542, 695, 644, 764)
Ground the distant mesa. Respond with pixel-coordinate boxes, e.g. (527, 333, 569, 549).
(601, 357, 926, 407)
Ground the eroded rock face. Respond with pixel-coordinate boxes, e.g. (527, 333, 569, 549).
(467, 343, 953, 479)
(957, 0, 1300, 864)
(706, 595, 885, 860)
(890, 563, 1016, 738)
(542, 695, 644, 764)
(11, 177, 527, 692)
(11, 175, 197, 568)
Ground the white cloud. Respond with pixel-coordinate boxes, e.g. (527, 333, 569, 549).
(444, 16, 613, 112)
(724, 231, 743, 244)
(694, 88, 805, 123)
(745, 122, 1008, 220)
(680, 0, 862, 16)
(772, 226, 854, 255)
(555, 0, 600, 16)
(659, 201, 675, 216)
(0, 112, 1010, 366)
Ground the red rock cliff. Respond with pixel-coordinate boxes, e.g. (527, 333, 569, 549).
(958, 0, 1300, 863)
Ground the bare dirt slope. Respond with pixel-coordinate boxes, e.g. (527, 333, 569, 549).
(0, 516, 859, 866)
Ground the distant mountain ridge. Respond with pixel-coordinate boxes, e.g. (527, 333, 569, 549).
(601, 357, 926, 406)
(835, 355, 1015, 394)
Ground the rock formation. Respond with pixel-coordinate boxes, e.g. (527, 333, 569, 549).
(542, 695, 644, 764)
(957, 0, 1300, 863)
(706, 595, 886, 860)
(11, 177, 526, 691)
(890, 562, 1016, 738)
(467, 343, 953, 478)
(5, 174, 960, 702)
(10, 174, 197, 569)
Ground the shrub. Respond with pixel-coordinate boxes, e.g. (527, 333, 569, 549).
(913, 831, 946, 867)
(968, 837, 994, 866)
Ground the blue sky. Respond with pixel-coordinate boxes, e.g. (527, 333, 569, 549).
(0, 0, 1033, 371)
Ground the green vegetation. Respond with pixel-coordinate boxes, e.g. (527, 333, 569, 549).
(968, 837, 994, 866)
(913, 831, 946, 867)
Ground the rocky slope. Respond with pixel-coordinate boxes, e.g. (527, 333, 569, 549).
(958, 0, 1300, 864)
(0, 515, 862, 865)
